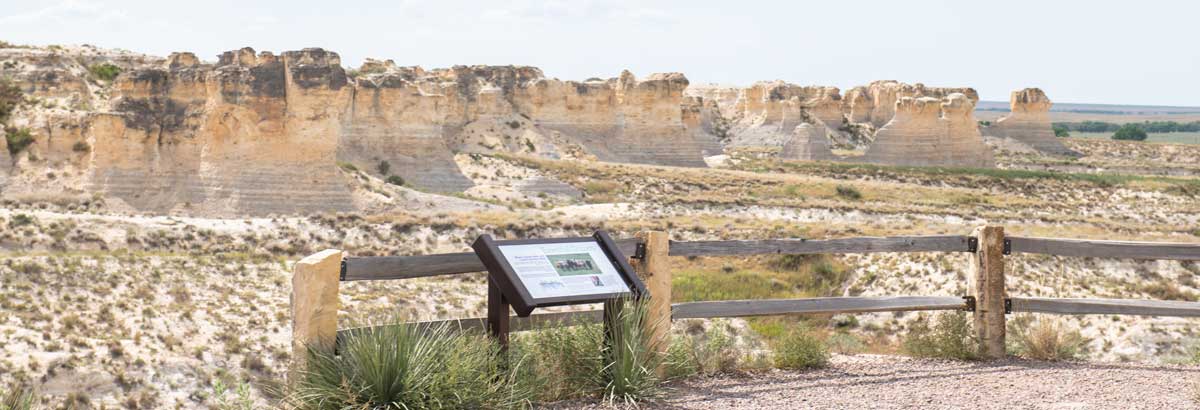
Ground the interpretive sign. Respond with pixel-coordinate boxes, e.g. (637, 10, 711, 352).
(472, 231, 647, 348)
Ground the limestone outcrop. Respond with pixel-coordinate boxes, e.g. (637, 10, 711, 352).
(0, 45, 720, 215)
(981, 88, 1080, 156)
(863, 94, 994, 167)
(720, 81, 837, 159)
(845, 80, 979, 128)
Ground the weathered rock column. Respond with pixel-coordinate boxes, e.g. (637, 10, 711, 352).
(970, 226, 1006, 359)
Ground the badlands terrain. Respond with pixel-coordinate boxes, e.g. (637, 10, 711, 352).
(1, 43, 1200, 408)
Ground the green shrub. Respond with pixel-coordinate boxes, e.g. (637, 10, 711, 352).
(377, 160, 391, 175)
(598, 299, 665, 404)
(1112, 123, 1148, 141)
(1, 384, 37, 410)
(1008, 316, 1088, 361)
(903, 312, 978, 360)
(9, 214, 34, 228)
(385, 175, 405, 186)
(88, 63, 122, 82)
(513, 321, 604, 401)
(5, 127, 34, 155)
(513, 298, 665, 405)
(0, 78, 21, 124)
(72, 141, 90, 153)
(336, 161, 358, 172)
(835, 184, 862, 200)
(773, 327, 829, 369)
(288, 323, 533, 409)
(668, 321, 740, 376)
(1052, 124, 1070, 138)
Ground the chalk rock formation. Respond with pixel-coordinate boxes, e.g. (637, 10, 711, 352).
(721, 81, 837, 159)
(781, 123, 835, 161)
(1, 44, 721, 214)
(981, 88, 1080, 156)
(87, 48, 357, 214)
(863, 94, 994, 167)
(845, 80, 978, 128)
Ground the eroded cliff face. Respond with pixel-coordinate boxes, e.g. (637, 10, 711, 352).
(84, 48, 358, 214)
(844, 80, 979, 129)
(1, 45, 719, 215)
(718, 81, 837, 159)
(863, 94, 995, 167)
(982, 88, 1081, 157)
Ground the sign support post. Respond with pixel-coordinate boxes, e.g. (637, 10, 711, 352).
(473, 231, 647, 352)
(487, 277, 511, 352)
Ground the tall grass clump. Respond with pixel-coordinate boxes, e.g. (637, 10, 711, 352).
(773, 326, 830, 369)
(902, 312, 979, 360)
(601, 299, 666, 405)
(1, 384, 37, 410)
(288, 323, 533, 410)
(1008, 315, 1089, 361)
(663, 321, 741, 378)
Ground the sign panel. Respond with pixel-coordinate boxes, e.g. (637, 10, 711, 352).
(497, 241, 631, 299)
(472, 231, 646, 317)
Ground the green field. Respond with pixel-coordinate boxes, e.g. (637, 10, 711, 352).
(1069, 132, 1200, 145)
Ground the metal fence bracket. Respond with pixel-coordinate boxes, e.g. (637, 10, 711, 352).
(966, 237, 978, 253)
(631, 243, 647, 260)
(962, 296, 976, 312)
(1003, 239, 1012, 255)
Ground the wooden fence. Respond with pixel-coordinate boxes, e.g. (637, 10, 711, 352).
(290, 226, 1200, 367)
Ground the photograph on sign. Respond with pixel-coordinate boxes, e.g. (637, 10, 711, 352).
(497, 241, 631, 299)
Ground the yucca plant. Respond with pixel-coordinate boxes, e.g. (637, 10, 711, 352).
(512, 297, 668, 405)
(1, 384, 37, 410)
(287, 322, 533, 410)
(598, 298, 666, 405)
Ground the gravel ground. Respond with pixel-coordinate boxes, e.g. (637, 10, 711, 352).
(545, 354, 1200, 409)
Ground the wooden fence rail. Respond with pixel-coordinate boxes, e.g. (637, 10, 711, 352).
(668, 235, 972, 257)
(671, 296, 966, 319)
(1008, 236, 1200, 260)
(1011, 297, 1200, 317)
(292, 227, 1200, 375)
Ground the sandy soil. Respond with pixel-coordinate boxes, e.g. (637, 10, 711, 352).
(548, 354, 1200, 410)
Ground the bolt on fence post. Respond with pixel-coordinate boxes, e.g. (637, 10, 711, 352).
(633, 230, 672, 376)
(970, 226, 1006, 359)
(290, 249, 343, 382)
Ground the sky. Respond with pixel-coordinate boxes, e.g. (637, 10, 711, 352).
(3, 0, 1198, 106)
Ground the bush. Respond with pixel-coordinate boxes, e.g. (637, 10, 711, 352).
(288, 323, 533, 410)
(385, 175, 405, 186)
(666, 321, 740, 377)
(773, 327, 829, 369)
(1112, 123, 1148, 141)
(336, 161, 358, 172)
(1, 384, 37, 410)
(1052, 124, 1070, 138)
(903, 312, 978, 360)
(598, 299, 665, 404)
(377, 160, 391, 175)
(835, 185, 862, 200)
(1008, 316, 1088, 361)
(0, 78, 21, 124)
(72, 141, 90, 153)
(88, 63, 122, 82)
(512, 298, 666, 405)
(5, 127, 34, 155)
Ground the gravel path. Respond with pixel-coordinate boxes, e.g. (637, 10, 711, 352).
(546, 354, 1200, 409)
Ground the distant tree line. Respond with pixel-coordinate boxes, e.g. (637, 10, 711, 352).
(1053, 120, 1200, 133)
